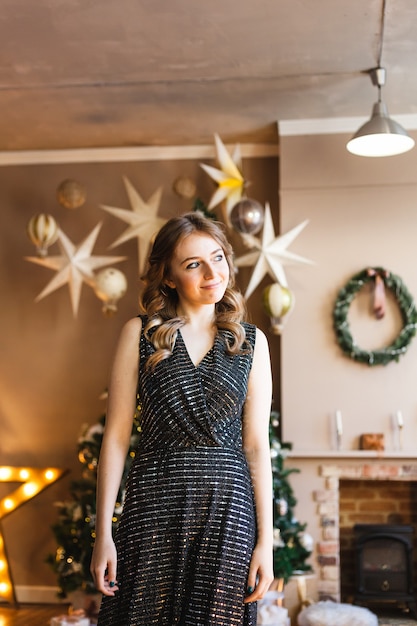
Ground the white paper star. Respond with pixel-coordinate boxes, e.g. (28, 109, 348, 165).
(101, 176, 167, 274)
(234, 204, 314, 299)
(25, 223, 126, 316)
(200, 133, 245, 221)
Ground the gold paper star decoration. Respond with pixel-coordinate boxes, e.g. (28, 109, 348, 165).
(200, 133, 245, 223)
(0, 466, 67, 604)
(25, 223, 126, 317)
(234, 203, 314, 299)
(101, 176, 167, 274)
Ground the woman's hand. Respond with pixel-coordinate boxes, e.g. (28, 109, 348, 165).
(90, 537, 119, 596)
(244, 542, 274, 604)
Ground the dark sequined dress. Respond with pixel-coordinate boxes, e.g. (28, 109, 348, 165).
(97, 321, 258, 626)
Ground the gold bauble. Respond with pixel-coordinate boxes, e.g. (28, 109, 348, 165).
(173, 176, 197, 199)
(57, 179, 86, 210)
(262, 283, 295, 334)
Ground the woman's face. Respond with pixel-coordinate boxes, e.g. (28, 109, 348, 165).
(165, 232, 230, 309)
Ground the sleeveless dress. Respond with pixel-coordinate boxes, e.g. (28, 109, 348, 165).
(97, 321, 258, 626)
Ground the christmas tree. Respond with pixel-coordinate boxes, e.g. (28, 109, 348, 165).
(46, 400, 141, 598)
(270, 411, 313, 583)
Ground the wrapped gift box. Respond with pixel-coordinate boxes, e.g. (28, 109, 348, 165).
(50, 615, 90, 626)
(282, 574, 318, 625)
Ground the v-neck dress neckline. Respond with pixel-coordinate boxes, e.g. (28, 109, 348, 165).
(177, 328, 218, 369)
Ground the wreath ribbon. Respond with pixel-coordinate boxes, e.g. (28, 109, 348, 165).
(366, 267, 389, 319)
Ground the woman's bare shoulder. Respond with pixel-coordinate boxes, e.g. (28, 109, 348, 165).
(118, 316, 143, 342)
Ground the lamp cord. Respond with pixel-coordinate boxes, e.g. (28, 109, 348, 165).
(377, 0, 387, 67)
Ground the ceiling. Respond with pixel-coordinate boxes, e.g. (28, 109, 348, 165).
(1, 0, 417, 151)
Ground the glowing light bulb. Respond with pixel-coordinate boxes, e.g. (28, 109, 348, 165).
(0, 468, 12, 480)
(0, 559, 5, 571)
(45, 469, 55, 480)
(0, 581, 9, 593)
(19, 469, 29, 480)
(3, 499, 14, 511)
(23, 482, 38, 497)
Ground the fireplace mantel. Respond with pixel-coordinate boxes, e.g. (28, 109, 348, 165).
(288, 450, 416, 460)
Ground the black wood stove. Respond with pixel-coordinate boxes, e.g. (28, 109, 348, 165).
(354, 523, 416, 616)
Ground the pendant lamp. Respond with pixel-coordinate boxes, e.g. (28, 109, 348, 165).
(346, 68, 415, 157)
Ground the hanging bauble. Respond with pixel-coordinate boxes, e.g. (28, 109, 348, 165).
(262, 282, 294, 334)
(172, 176, 197, 199)
(271, 411, 280, 429)
(230, 198, 264, 235)
(57, 179, 86, 210)
(273, 528, 284, 548)
(299, 531, 314, 553)
(93, 267, 128, 316)
(276, 497, 288, 516)
(26, 213, 59, 257)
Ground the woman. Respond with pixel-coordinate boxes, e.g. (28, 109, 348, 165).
(91, 211, 274, 625)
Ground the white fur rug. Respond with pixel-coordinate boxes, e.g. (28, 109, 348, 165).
(298, 601, 378, 626)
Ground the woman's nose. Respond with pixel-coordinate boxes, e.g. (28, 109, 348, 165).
(204, 263, 215, 278)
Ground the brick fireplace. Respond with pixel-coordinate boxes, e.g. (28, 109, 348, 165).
(313, 462, 417, 603)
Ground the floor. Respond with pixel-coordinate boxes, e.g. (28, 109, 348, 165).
(377, 608, 417, 626)
(0, 603, 416, 626)
(379, 618, 417, 626)
(0, 603, 77, 626)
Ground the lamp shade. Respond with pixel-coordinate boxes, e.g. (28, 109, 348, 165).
(347, 101, 415, 157)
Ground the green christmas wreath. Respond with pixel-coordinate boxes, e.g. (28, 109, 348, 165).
(333, 267, 417, 366)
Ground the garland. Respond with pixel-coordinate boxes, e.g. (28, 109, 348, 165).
(333, 267, 417, 366)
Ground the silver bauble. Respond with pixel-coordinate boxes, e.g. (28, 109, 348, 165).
(230, 198, 264, 234)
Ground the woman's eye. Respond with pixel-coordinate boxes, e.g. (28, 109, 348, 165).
(186, 261, 199, 269)
(214, 254, 224, 262)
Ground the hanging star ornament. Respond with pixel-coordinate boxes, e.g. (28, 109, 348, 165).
(100, 176, 167, 274)
(200, 133, 245, 222)
(234, 203, 314, 299)
(25, 223, 126, 316)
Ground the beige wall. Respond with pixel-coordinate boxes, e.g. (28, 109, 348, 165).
(7, 128, 417, 599)
(0, 152, 279, 598)
(279, 129, 417, 579)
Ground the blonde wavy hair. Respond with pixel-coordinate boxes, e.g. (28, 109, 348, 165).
(139, 212, 250, 369)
